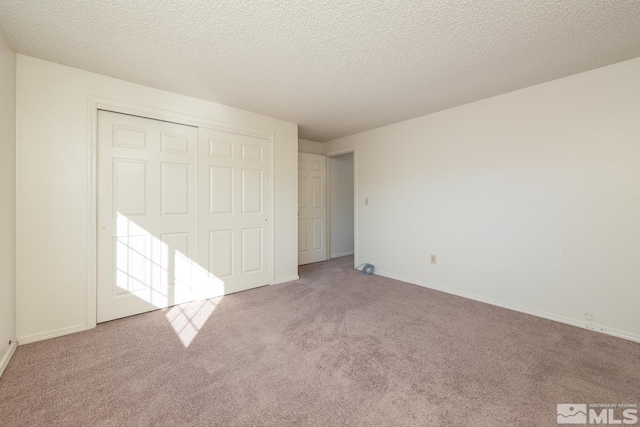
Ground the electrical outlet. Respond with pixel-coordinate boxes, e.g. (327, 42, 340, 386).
(430, 254, 437, 264)
(584, 313, 595, 322)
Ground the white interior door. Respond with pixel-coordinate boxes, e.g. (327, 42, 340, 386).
(97, 110, 208, 322)
(298, 153, 327, 265)
(198, 128, 271, 294)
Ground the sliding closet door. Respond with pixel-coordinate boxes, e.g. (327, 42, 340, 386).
(198, 128, 271, 294)
(98, 112, 272, 322)
(97, 111, 203, 322)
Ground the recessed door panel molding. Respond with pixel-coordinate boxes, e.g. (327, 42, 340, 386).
(161, 232, 190, 258)
(114, 235, 152, 296)
(312, 176, 322, 209)
(241, 228, 263, 274)
(113, 125, 147, 150)
(209, 139, 233, 158)
(199, 127, 271, 295)
(209, 230, 233, 278)
(242, 169, 263, 214)
(160, 232, 192, 290)
(113, 159, 147, 216)
(298, 175, 308, 209)
(298, 219, 308, 253)
(209, 166, 233, 214)
(312, 218, 323, 251)
(241, 143, 263, 162)
(98, 110, 200, 323)
(161, 132, 190, 154)
(298, 153, 327, 265)
(160, 162, 190, 215)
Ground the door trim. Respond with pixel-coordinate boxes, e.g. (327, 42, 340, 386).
(87, 96, 275, 330)
(324, 147, 358, 269)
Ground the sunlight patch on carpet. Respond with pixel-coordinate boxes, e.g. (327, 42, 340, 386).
(165, 298, 221, 347)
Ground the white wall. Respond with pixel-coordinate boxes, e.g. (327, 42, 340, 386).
(0, 25, 16, 371)
(16, 55, 299, 343)
(324, 57, 640, 342)
(298, 138, 323, 154)
(329, 153, 354, 258)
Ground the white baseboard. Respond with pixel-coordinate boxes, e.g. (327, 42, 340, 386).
(330, 251, 354, 259)
(375, 269, 640, 344)
(274, 275, 299, 285)
(18, 324, 88, 345)
(0, 341, 18, 378)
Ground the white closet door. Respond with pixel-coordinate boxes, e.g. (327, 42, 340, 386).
(198, 128, 271, 294)
(97, 111, 203, 322)
(298, 153, 327, 265)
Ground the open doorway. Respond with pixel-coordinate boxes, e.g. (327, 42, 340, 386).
(327, 150, 356, 266)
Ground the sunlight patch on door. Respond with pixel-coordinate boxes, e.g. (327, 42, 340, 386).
(114, 212, 225, 346)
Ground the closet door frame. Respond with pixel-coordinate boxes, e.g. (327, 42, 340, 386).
(86, 96, 275, 330)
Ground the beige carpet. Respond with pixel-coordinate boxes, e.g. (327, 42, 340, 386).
(1, 256, 638, 426)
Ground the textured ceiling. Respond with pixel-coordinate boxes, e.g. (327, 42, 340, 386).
(1, 1, 640, 141)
